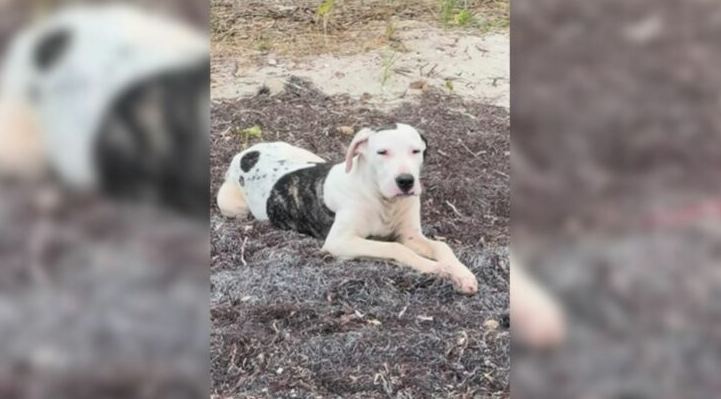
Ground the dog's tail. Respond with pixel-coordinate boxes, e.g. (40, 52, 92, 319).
(217, 152, 249, 218)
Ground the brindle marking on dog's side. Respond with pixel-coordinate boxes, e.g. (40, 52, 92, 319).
(95, 57, 210, 218)
(266, 163, 335, 239)
(240, 151, 260, 172)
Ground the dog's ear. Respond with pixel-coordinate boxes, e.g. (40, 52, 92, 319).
(345, 128, 374, 173)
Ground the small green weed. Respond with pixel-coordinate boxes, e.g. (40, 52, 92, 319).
(439, 0, 479, 28)
(454, 9, 474, 26)
(317, 0, 336, 38)
(256, 37, 271, 52)
(380, 52, 401, 88)
(384, 19, 398, 42)
(239, 125, 262, 146)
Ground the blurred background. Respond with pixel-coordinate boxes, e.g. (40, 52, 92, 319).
(0, 1, 209, 398)
(513, 0, 721, 398)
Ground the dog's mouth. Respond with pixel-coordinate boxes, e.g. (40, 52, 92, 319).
(393, 192, 418, 198)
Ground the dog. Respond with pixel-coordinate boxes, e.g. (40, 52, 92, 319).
(217, 123, 478, 294)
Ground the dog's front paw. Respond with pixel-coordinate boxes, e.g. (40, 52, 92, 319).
(443, 266, 478, 295)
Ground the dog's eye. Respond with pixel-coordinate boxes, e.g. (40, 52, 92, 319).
(412, 149, 421, 154)
(377, 150, 388, 155)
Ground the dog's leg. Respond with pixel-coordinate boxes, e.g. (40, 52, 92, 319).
(395, 200, 478, 293)
(399, 233, 436, 259)
(401, 233, 454, 262)
(324, 228, 477, 294)
(322, 214, 440, 275)
(400, 232, 478, 294)
(217, 180, 249, 218)
(323, 235, 446, 275)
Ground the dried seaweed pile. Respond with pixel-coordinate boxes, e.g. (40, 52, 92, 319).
(210, 78, 510, 398)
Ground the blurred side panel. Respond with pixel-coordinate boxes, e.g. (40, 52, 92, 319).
(512, 0, 721, 398)
(0, 1, 210, 398)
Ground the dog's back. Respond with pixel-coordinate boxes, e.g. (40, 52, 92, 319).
(221, 142, 326, 220)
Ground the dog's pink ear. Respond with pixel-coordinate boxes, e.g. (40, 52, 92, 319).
(345, 128, 374, 173)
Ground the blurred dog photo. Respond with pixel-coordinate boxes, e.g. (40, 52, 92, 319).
(0, 2, 210, 397)
(0, 2, 209, 218)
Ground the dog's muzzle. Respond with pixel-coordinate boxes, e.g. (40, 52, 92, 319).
(395, 174, 414, 193)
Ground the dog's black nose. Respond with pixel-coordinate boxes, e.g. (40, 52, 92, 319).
(395, 174, 414, 193)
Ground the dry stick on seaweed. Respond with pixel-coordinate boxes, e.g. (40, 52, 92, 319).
(459, 139, 484, 157)
(239, 236, 249, 267)
(445, 200, 466, 219)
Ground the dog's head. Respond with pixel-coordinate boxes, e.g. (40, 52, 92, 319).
(345, 123, 428, 199)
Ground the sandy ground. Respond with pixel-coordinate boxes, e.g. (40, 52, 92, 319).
(211, 24, 509, 109)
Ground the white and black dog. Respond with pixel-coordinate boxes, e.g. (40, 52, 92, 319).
(218, 123, 478, 294)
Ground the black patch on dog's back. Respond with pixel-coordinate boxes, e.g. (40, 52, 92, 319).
(266, 163, 335, 239)
(240, 151, 260, 172)
(34, 28, 72, 71)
